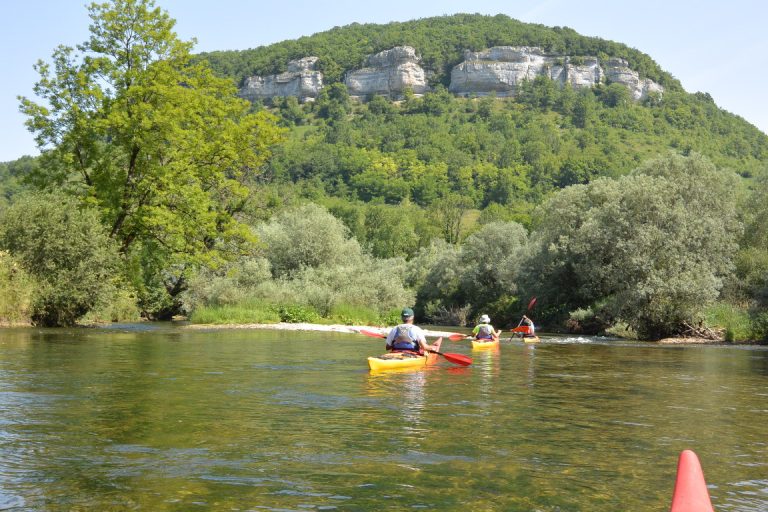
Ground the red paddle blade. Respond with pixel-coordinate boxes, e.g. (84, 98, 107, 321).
(359, 329, 386, 339)
(448, 333, 467, 341)
(527, 297, 537, 310)
(511, 326, 530, 334)
(439, 352, 472, 366)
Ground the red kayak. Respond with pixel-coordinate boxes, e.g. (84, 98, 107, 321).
(669, 450, 714, 512)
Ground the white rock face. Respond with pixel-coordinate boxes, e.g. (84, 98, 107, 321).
(240, 57, 323, 102)
(449, 46, 661, 100)
(604, 58, 664, 100)
(239, 46, 663, 104)
(345, 46, 428, 98)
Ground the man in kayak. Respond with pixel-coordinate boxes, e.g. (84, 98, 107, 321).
(472, 314, 501, 339)
(385, 308, 439, 354)
(521, 314, 536, 337)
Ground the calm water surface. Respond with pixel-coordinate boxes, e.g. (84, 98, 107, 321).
(0, 325, 766, 511)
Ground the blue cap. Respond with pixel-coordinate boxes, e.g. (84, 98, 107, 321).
(401, 307, 414, 319)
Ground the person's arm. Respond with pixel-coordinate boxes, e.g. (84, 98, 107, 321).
(472, 325, 480, 335)
(414, 326, 436, 352)
(385, 328, 396, 349)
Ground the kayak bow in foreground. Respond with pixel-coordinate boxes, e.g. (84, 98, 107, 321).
(669, 450, 714, 512)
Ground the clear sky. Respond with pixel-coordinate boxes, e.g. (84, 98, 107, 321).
(2, 0, 767, 162)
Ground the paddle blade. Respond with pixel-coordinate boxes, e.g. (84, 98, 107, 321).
(359, 329, 386, 339)
(511, 326, 530, 334)
(439, 352, 473, 366)
(527, 297, 537, 311)
(448, 333, 468, 341)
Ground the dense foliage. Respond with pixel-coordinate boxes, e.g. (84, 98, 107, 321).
(0, 193, 120, 326)
(2, 4, 767, 339)
(16, 0, 284, 320)
(198, 14, 677, 90)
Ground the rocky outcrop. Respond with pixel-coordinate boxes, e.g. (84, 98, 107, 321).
(239, 46, 663, 104)
(344, 46, 428, 99)
(240, 57, 323, 102)
(604, 57, 665, 100)
(449, 46, 662, 100)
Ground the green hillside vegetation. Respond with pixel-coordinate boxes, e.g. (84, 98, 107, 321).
(198, 13, 677, 89)
(1, 2, 767, 341)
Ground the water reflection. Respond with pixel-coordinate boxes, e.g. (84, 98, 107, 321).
(0, 327, 766, 511)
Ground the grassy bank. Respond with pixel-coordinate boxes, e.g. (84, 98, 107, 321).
(189, 299, 398, 327)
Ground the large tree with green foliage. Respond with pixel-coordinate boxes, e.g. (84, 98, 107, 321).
(18, 0, 283, 316)
(523, 153, 741, 339)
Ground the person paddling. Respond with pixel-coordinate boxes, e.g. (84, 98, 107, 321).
(385, 308, 439, 354)
(472, 314, 501, 340)
(520, 314, 536, 338)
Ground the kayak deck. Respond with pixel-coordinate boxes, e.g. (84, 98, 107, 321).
(368, 337, 443, 371)
(471, 337, 499, 349)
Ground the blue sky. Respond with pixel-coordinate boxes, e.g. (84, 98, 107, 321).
(2, 0, 767, 162)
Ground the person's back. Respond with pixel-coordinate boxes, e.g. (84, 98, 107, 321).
(385, 308, 433, 354)
(473, 314, 499, 339)
(389, 323, 421, 351)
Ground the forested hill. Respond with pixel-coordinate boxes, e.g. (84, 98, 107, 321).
(189, 13, 768, 217)
(198, 13, 678, 88)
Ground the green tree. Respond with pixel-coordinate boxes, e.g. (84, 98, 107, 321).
(19, 0, 284, 314)
(0, 193, 120, 326)
(256, 203, 363, 278)
(458, 221, 529, 319)
(362, 204, 419, 259)
(524, 153, 740, 339)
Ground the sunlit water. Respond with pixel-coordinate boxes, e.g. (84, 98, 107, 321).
(0, 325, 766, 511)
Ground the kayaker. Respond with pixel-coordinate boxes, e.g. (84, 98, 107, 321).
(385, 308, 439, 354)
(472, 314, 501, 340)
(521, 314, 536, 337)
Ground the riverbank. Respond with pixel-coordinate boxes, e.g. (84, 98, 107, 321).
(182, 322, 463, 339)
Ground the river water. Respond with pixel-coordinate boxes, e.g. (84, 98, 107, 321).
(0, 325, 765, 511)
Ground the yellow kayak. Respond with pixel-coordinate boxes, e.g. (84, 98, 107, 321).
(522, 335, 540, 344)
(368, 338, 442, 371)
(471, 337, 499, 349)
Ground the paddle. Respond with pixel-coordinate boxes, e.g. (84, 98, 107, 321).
(359, 330, 473, 366)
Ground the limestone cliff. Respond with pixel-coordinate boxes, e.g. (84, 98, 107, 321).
(449, 46, 662, 100)
(344, 46, 428, 99)
(239, 46, 663, 103)
(240, 57, 323, 102)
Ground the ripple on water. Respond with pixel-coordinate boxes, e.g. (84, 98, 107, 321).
(0, 493, 25, 510)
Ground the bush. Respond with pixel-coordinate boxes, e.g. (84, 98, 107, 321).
(0, 250, 35, 324)
(523, 153, 740, 339)
(189, 299, 280, 324)
(0, 193, 121, 326)
(704, 303, 751, 342)
(272, 304, 321, 323)
(256, 203, 363, 277)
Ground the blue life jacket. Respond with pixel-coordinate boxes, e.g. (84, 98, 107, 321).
(391, 324, 419, 351)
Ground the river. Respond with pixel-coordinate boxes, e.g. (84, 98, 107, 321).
(0, 325, 766, 511)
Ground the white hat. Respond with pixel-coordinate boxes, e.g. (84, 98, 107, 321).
(480, 314, 490, 323)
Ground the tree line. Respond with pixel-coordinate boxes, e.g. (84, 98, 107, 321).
(1, 0, 767, 341)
